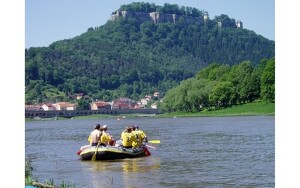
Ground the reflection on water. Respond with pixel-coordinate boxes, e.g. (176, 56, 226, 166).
(121, 157, 161, 173)
(79, 157, 161, 187)
(82, 157, 161, 173)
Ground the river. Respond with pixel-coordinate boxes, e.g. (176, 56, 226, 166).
(25, 116, 274, 187)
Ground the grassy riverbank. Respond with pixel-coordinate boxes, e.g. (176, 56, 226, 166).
(75, 101, 274, 119)
(156, 101, 275, 118)
(25, 159, 76, 188)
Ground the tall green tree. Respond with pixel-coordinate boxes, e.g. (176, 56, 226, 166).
(227, 61, 253, 103)
(186, 78, 214, 111)
(261, 58, 275, 102)
(209, 81, 236, 108)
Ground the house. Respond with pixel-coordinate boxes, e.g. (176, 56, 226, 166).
(41, 103, 57, 111)
(153, 92, 160, 99)
(54, 102, 76, 111)
(133, 104, 142, 109)
(151, 102, 158, 109)
(140, 98, 148, 106)
(236, 20, 243, 29)
(67, 93, 85, 100)
(75, 93, 84, 100)
(145, 95, 152, 100)
(25, 104, 43, 111)
(112, 97, 135, 109)
(90, 101, 111, 110)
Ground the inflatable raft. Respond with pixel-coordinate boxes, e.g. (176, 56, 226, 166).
(77, 145, 151, 161)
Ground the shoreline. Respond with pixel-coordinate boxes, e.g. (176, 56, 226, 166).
(158, 101, 275, 118)
(25, 101, 274, 121)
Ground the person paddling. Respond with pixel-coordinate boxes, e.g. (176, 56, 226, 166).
(90, 124, 102, 146)
(132, 125, 151, 155)
(134, 125, 148, 143)
(121, 126, 137, 149)
(100, 125, 115, 146)
(132, 125, 143, 148)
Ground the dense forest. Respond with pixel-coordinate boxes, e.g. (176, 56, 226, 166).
(159, 58, 275, 112)
(25, 2, 275, 104)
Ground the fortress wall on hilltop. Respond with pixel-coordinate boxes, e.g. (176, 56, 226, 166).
(110, 11, 243, 29)
(110, 11, 203, 25)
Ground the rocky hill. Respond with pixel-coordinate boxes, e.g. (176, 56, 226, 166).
(25, 2, 275, 104)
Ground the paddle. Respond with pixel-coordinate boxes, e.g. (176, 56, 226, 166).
(148, 140, 160, 144)
(91, 142, 100, 161)
(143, 146, 151, 156)
(145, 144, 156, 149)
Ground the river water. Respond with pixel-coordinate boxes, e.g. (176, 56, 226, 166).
(25, 116, 274, 187)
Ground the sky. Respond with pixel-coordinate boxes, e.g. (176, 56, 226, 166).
(25, 0, 275, 49)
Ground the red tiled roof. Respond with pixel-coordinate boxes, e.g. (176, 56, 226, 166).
(93, 101, 109, 108)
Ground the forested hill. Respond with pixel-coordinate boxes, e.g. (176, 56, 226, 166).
(25, 2, 275, 104)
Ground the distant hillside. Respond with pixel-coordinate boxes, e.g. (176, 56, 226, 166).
(25, 2, 275, 104)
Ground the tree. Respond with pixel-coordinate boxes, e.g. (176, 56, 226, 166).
(160, 87, 178, 112)
(77, 98, 91, 110)
(25, 60, 39, 84)
(209, 81, 236, 108)
(242, 70, 261, 102)
(186, 79, 214, 111)
(227, 61, 253, 103)
(260, 58, 275, 102)
(214, 14, 236, 28)
(196, 62, 220, 80)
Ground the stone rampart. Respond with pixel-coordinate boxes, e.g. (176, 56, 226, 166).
(111, 11, 203, 25)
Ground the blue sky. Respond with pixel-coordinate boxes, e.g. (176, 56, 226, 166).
(25, 0, 275, 49)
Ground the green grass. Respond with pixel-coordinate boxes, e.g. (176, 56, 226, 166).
(157, 101, 275, 117)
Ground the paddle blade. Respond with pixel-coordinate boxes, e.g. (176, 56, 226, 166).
(91, 152, 97, 161)
(143, 146, 151, 156)
(76, 150, 82, 155)
(91, 145, 99, 161)
(148, 140, 160, 144)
